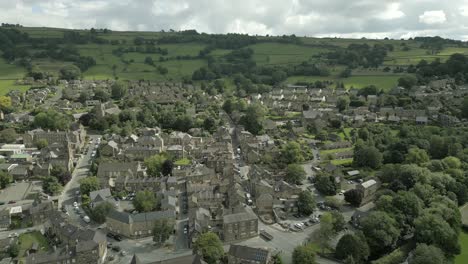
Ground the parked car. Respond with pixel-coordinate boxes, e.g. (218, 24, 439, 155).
(113, 234, 122, 241)
(111, 245, 121, 252)
(73, 202, 78, 207)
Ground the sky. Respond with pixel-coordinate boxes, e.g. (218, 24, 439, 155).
(1, 0, 468, 40)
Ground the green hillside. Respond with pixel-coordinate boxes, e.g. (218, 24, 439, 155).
(0, 26, 467, 95)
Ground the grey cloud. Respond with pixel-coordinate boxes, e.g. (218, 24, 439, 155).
(0, 0, 467, 40)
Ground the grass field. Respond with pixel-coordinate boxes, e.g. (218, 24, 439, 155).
(249, 43, 330, 65)
(287, 75, 403, 91)
(456, 231, 468, 264)
(0, 80, 31, 95)
(0, 58, 26, 80)
(0, 26, 466, 96)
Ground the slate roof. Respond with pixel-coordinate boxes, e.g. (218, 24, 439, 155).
(107, 210, 176, 224)
(223, 211, 257, 224)
(228, 245, 270, 263)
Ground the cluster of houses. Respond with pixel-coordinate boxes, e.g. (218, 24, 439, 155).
(0, 123, 86, 180)
(82, 125, 259, 246)
(244, 80, 468, 133)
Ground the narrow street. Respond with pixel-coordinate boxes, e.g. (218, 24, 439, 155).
(58, 135, 101, 224)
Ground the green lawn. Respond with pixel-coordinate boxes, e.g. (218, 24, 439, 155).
(0, 58, 26, 80)
(338, 128, 353, 140)
(287, 75, 403, 91)
(175, 158, 191, 166)
(320, 147, 354, 156)
(456, 231, 468, 264)
(0, 80, 31, 95)
(331, 158, 353, 166)
(18, 231, 50, 259)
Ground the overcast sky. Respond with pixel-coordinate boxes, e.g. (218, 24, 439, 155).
(2, 0, 468, 40)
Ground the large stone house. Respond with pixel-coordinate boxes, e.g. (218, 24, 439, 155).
(106, 210, 176, 239)
(43, 212, 107, 264)
(96, 162, 143, 188)
(222, 211, 258, 242)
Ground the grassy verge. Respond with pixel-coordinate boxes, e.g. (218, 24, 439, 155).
(456, 231, 468, 264)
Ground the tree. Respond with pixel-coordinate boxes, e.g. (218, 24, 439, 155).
(133, 190, 158, 212)
(51, 165, 71, 185)
(354, 146, 382, 169)
(35, 139, 48, 149)
(203, 117, 216, 133)
(315, 175, 337, 196)
(286, 164, 306, 184)
(94, 88, 110, 102)
(0, 95, 12, 111)
(145, 153, 168, 177)
(461, 97, 468, 119)
(324, 196, 343, 210)
(398, 75, 417, 89)
(42, 176, 62, 195)
(330, 211, 346, 232)
(409, 244, 446, 264)
(344, 189, 363, 207)
(0, 171, 12, 189)
(414, 212, 460, 256)
(272, 254, 284, 264)
(297, 191, 315, 215)
(7, 243, 19, 258)
(240, 104, 265, 135)
(59, 65, 81, 80)
(292, 244, 316, 264)
(161, 159, 174, 176)
(316, 213, 334, 254)
(153, 219, 173, 244)
(442, 156, 461, 169)
(361, 211, 400, 255)
(79, 176, 100, 196)
(90, 202, 113, 223)
(34, 109, 71, 130)
(111, 82, 127, 100)
(335, 233, 369, 263)
(193, 232, 224, 264)
(0, 128, 17, 143)
(144, 56, 154, 65)
(405, 148, 429, 165)
(280, 141, 304, 164)
(336, 96, 350, 112)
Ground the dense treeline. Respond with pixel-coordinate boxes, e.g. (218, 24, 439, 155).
(342, 124, 468, 260)
(411, 53, 468, 84)
(325, 43, 391, 68)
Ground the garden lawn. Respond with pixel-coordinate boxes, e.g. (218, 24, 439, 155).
(320, 147, 354, 156)
(174, 158, 191, 166)
(331, 158, 353, 166)
(18, 231, 50, 258)
(456, 231, 468, 264)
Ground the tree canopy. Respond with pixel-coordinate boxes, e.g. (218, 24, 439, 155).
(285, 164, 306, 185)
(292, 244, 316, 264)
(193, 232, 224, 264)
(133, 190, 158, 212)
